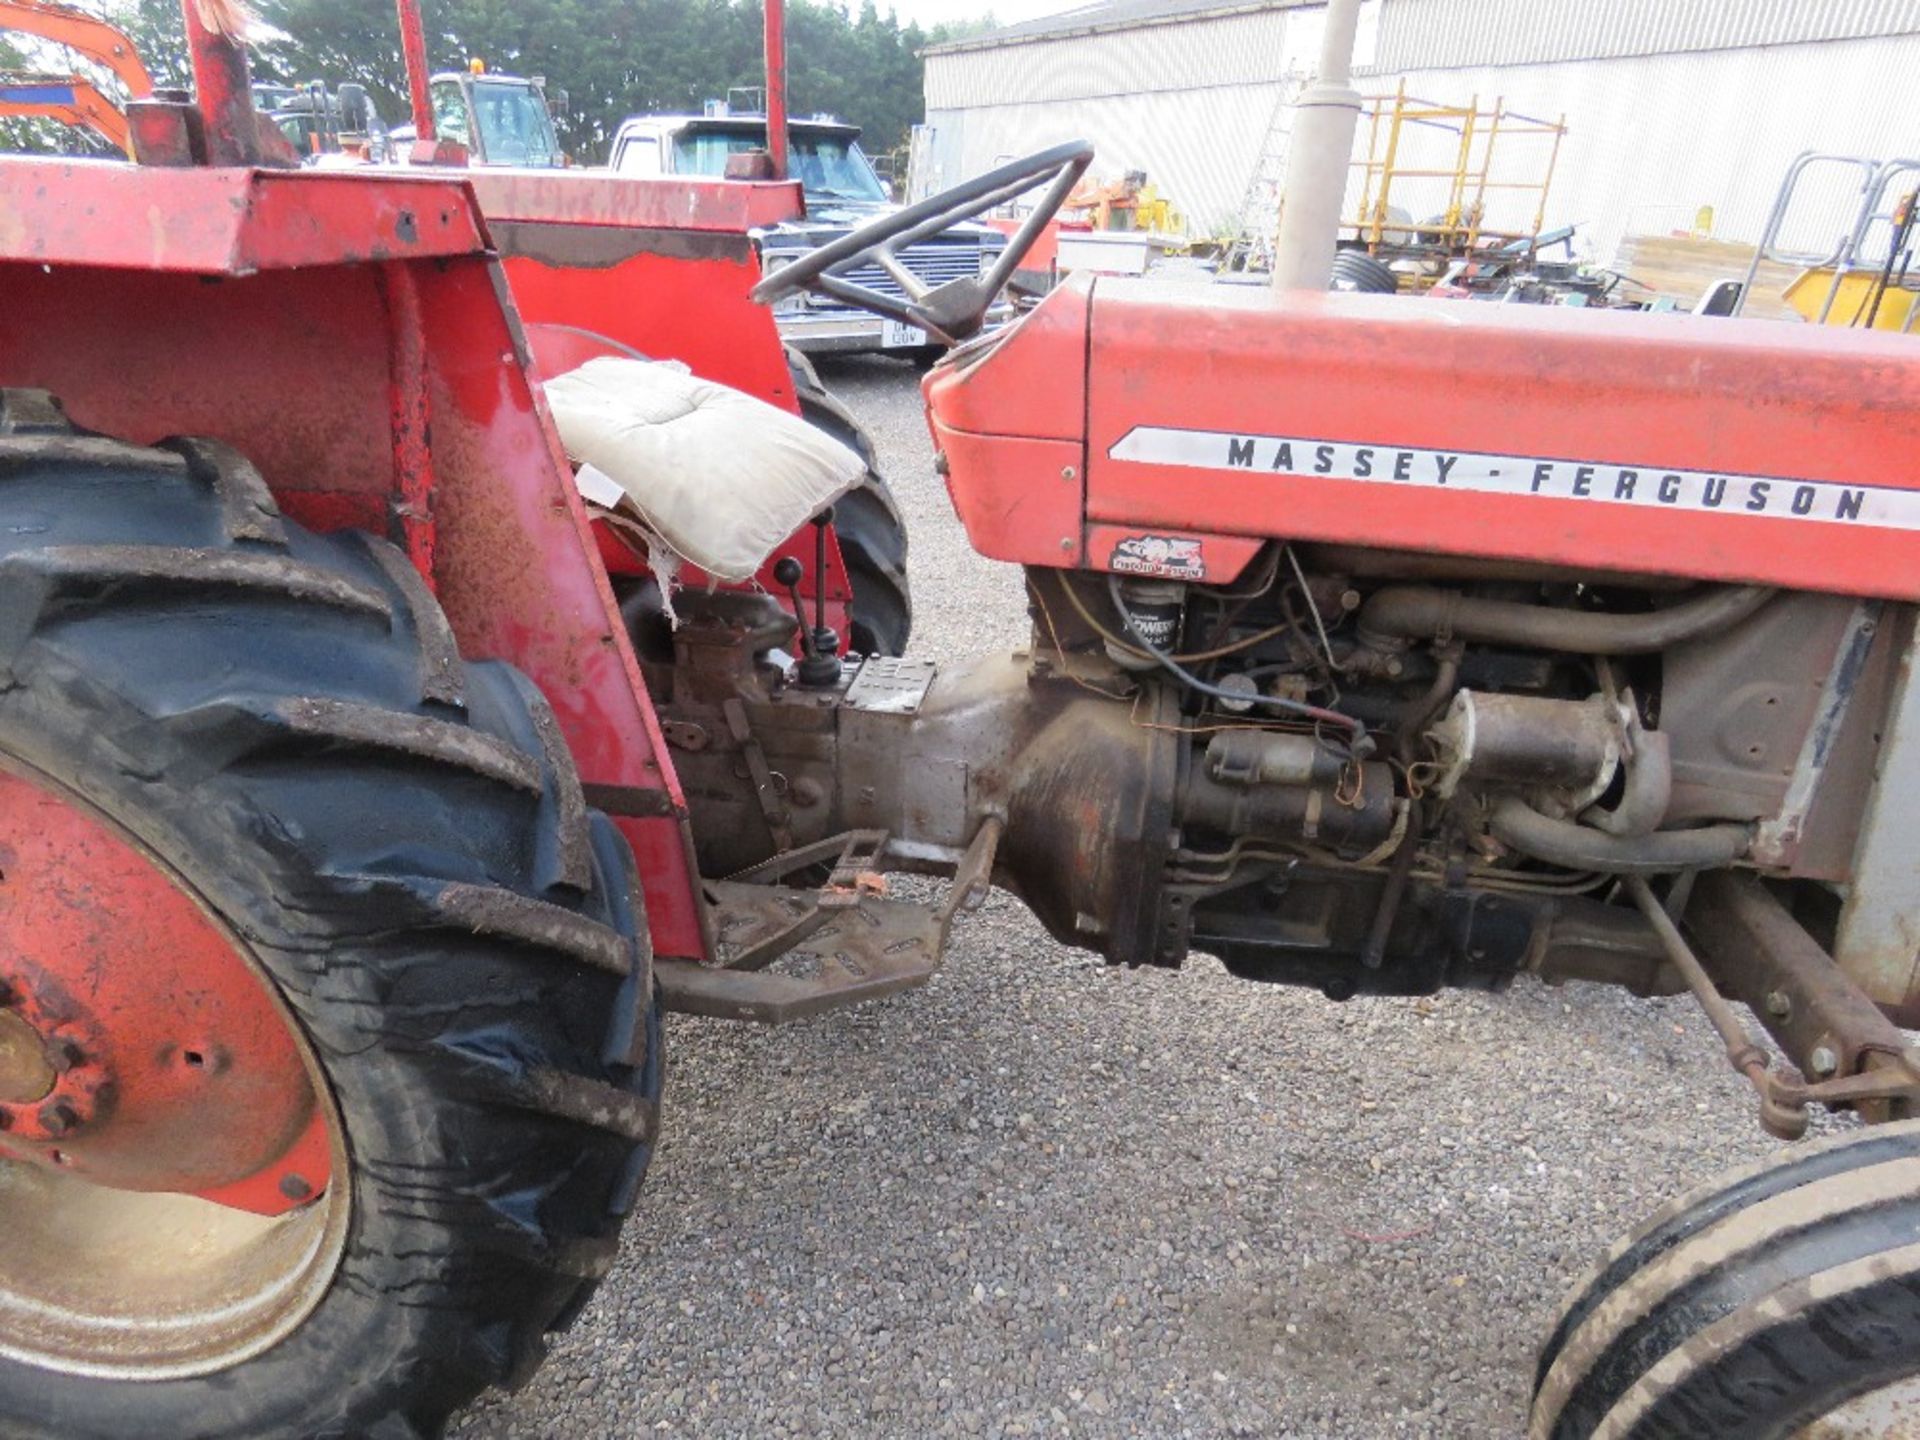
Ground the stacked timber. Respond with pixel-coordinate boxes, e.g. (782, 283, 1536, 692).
(1613, 234, 1804, 320)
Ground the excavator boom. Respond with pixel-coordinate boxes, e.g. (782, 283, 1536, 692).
(0, 0, 151, 97)
(0, 69, 129, 152)
(0, 0, 149, 154)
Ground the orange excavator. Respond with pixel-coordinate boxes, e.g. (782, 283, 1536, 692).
(0, 0, 151, 155)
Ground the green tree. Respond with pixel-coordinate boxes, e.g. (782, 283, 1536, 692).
(0, 1, 186, 152)
(4, 0, 943, 163)
(117, 0, 188, 86)
(255, 0, 933, 161)
(786, 0, 928, 157)
(0, 34, 56, 153)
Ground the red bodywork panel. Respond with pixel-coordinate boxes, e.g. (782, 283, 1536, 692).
(470, 169, 803, 232)
(0, 157, 710, 961)
(478, 172, 855, 639)
(986, 214, 1059, 275)
(474, 169, 803, 411)
(931, 275, 1920, 597)
(925, 282, 1090, 567)
(0, 161, 486, 270)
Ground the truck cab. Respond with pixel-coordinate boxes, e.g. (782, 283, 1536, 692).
(425, 67, 565, 167)
(609, 107, 1006, 356)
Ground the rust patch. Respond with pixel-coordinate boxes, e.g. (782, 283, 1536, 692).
(489, 220, 753, 270)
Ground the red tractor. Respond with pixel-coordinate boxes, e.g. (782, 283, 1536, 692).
(3, 5, 1920, 1438)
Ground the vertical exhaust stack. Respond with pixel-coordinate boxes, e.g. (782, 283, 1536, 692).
(1270, 0, 1364, 291)
(394, 0, 468, 164)
(396, 0, 436, 147)
(763, 0, 788, 181)
(181, 0, 281, 166)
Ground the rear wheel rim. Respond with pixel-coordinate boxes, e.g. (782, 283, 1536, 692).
(0, 755, 349, 1381)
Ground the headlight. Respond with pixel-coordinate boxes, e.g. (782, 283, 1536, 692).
(762, 252, 806, 315)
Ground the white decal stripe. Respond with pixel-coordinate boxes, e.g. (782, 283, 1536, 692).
(1108, 427, 1920, 532)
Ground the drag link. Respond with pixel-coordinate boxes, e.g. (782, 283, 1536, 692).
(1624, 875, 1805, 1139)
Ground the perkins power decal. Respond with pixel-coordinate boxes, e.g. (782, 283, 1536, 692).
(1110, 534, 1206, 579)
(1107, 428, 1920, 532)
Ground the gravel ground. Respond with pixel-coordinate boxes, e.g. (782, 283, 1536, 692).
(452, 355, 1816, 1440)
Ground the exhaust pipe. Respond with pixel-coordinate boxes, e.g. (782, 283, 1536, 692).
(1270, 0, 1366, 292)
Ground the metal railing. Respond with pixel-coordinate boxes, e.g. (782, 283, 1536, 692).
(1735, 152, 1920, 329)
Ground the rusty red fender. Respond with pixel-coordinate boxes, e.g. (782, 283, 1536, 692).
(0, 158, 713, 961)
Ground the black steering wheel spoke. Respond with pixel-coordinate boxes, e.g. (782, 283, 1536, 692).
(813, 274, 927, 334)
(750, 140, 1095, 345)
(871, 245, 928, 301)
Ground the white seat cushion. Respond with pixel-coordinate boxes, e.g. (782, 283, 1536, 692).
(544, 357, 866, 583)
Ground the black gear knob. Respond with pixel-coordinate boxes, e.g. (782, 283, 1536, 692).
(772, 556, 804, 588)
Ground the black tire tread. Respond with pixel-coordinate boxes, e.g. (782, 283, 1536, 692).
(0, 543, 392, 618)
(0, 434, 188, 471)
(1581, 1237, 1920, 1439)
(262, 695, 544, 791)
(162, 436, 291, 546)
(1532, 1120, 1920, 1440)
(1329, 249, 1399, 295)
(1535, 1117, 1920, 1391)
(0, 390, 660, 1440)
(423, 880, 634, 975)
(352, 532, 466, 706)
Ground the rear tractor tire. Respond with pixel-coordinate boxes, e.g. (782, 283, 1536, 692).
(1532, 1118, 1920, 1439)
(0, 391, 662, 1439)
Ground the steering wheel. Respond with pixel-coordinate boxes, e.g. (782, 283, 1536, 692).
(749, 141, 1094, 345)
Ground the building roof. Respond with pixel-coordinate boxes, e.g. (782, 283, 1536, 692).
(924, 0, 1920, 63)
(921, 0, 1301, 55)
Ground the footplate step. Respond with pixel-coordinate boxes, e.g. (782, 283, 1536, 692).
(656, 821, 1001, 1024)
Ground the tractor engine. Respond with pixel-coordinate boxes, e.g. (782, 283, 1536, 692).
(634, 548, 1877, 1008)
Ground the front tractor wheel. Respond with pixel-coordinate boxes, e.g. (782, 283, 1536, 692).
(0, 393, 661, 1439)
(1533, 1119, 1920, 1439)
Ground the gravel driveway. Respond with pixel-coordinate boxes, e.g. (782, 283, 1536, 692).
(452, 355, 1802, 1440)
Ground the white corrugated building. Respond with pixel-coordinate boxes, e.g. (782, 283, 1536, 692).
(917, 0, 1920, 265)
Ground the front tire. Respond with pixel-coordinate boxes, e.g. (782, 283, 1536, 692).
(1532, 1118, 1920, 1439)
(0, 392, 662, 1439)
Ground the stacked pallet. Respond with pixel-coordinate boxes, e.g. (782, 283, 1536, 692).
(1614, 234, 1804, 320)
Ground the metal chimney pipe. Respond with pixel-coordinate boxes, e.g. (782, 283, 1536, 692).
(1271, 0, 1364, 291)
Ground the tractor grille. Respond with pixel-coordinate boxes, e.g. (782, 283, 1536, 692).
(824, 241, 980, 309)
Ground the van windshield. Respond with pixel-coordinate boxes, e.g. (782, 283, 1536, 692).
(673, 127, 889, 202)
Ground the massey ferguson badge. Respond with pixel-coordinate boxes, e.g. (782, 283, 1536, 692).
(1108, 427, 1903, 529)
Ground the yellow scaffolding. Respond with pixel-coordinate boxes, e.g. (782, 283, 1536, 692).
(1350, 81, 1567, 257)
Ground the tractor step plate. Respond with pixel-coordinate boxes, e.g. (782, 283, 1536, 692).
(657, 880, 944, 1024)
(656, 823, 1001, 1025)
